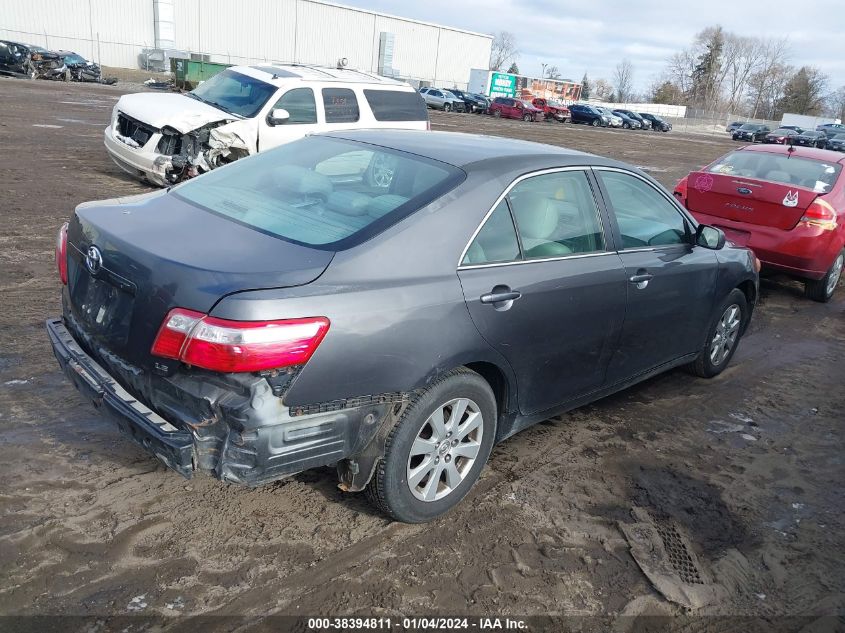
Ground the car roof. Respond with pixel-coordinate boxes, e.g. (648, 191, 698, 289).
(234, 64, 409, 87)
(740, 144, 845, 164)
(320, 130, 604, 169)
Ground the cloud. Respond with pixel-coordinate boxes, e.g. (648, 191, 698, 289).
(350, 0, 845, 92)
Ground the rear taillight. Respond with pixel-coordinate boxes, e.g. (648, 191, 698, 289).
(151, 308, 330, 373)
(674, 177, 688, 207)
(55, 222, 68, 285)
(801, 199, 838, 230)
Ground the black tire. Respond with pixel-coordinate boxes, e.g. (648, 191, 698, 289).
(688, 289, 748, 378)
(366, 368, 497, 523)
(591, 118, 600, 127)
(804, 249, 844, 303)
(523, 113, 532, 122)
(443, 103, 452, 112)
(493, 109, 501, 117)
(623, 122, 630, 129)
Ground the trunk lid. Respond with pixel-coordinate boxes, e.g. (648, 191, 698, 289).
(685, 170, 817, 230)
(65, 190, 333, 368)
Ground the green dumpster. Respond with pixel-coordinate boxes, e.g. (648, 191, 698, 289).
(170, 58, 231, 90)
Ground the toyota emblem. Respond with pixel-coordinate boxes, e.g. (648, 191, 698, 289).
(85, 245, 103, 275)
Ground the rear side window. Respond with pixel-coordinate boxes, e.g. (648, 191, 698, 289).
(172, 136, 464, 250)
(462, 200, 520, 265)
(322, 88, 359, 123)
(707, 151, 841, 193)
(509, 171, 605, 258)
(363, 89, 428, 121)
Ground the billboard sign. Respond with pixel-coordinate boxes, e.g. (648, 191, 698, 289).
(490, 72, 517, 98)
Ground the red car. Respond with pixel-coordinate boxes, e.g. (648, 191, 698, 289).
(531, 97, 569, 122)
(488, 97, 543, 122)
(674, 144, 844, 302)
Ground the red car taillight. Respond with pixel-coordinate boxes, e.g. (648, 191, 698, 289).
(674, 177, 688, 207)
(55, 222, 68, 285)
(801, 199, 838, 231)
(151, 308, 330, 373)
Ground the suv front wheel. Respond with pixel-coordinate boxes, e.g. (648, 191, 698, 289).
(366, 368, 497, 523)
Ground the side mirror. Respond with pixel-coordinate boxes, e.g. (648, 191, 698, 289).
(267, 108, 290, 126)
(696, 224, 726, 250)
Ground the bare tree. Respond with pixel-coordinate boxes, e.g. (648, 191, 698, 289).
(489, 32, 518, 71)
(613, 59, 634, 103)
(544, 65, 562, 79)
(667, 50, 696, 95)
(827, 86, 845, 121)
(721, 34, 765, 112)
(592, 78, 614, 101)
(747, 37, 791, 118)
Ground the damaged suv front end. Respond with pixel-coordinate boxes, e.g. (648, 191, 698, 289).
(104, 69, 272, 185)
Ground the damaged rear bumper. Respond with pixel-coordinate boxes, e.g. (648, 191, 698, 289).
(47, 317, 393, 486)
(47, 318, 194, 476)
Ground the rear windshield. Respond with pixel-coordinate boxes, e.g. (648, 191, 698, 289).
(739, 124, 762, 130)
(363, 89, 428, 122)
(172, 136, 464, 250)
(706, 150, 841, 193)
(771, 128, 795, 135)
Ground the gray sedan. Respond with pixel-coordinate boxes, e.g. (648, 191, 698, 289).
(49, 130, 758, 522)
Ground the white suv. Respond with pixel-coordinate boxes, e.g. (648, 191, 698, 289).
(104, 64, 430, 186)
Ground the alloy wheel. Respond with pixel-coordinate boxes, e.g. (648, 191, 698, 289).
(826, 252, 844, 297)
(406, 398, 483, 502)
(709, 304, 741, 366)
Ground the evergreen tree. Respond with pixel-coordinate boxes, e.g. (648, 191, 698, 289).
(581, 73, 591, 99)
(506, 62, 519, 75)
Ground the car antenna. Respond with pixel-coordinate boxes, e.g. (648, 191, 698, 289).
(787, 138, 795, 158)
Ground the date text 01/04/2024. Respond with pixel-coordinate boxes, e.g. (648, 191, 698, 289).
(306, 617, 529, 630)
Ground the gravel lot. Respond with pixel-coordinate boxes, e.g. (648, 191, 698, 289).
(0, 78, 842, 629)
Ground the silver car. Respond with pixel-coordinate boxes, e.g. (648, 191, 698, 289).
(420, 87, 463, 112)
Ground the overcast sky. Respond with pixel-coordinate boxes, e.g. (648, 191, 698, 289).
(349, 0, 845, 93)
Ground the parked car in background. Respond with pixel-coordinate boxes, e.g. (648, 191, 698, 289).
(674, 144, 844, 302)
(727, 121, 745, 133)
(827, 134, 845, 152)
(817, 123, 845, 139)
(50, 129, 758, 523)
(0, 40, 66, 79)
(59, 51, 116, 84)
(763, 128, 801, 144)
(596, 107, 623, 127)
(733, 123, 770, 142)
(793, 130, 827, 149)
(105, 64, 429, 186)
(420, 87, 464, 112)
(531, 98, 569, 122)
(613, 109, 651, 130)
(612, 110, 642, 129)
(640, 112, 672, 132)
(488, 97, 543, 122)
(469, 93, 491, 114)
(568, 104, 608, 126)
(779, 125, 804, 134)
(447, 88, 487, 113)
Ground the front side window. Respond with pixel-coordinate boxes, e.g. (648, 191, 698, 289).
(509, 171, 605, 258)
(173, 136, 463, 249)
(190, 69, 277, 118)
(271, 88, 317, 124)
(598, 171, 688, 249)
(322, 87, 360, 123)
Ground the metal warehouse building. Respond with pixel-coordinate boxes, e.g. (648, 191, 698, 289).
(0, 0, 493, 88)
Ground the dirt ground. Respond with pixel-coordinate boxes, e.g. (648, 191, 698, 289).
(0, 78, 843, 630)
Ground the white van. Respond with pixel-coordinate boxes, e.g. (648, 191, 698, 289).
(104, 64, 430, 186)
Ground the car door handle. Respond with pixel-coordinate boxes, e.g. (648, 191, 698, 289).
(629, 273, 654, 283)
(480, 290, 522, 304)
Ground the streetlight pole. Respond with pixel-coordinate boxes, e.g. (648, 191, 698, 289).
(540, 62, 547, 79)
